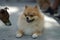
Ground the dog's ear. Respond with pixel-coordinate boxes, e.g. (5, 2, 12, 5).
(34, 5, 38, 9)
(4, 7, 9, 10)
(25, 5, 28, 9)
(34, 5, 39, 11)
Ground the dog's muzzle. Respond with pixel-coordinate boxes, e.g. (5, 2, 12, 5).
(5, 21, 12, 26)
(26, 17, 35, 23)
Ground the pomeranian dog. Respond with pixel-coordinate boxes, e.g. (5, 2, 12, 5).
(16, 5, 44, 38)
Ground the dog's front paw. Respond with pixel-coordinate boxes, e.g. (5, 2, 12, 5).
(16, 33, 23, 38)
(32, 33, 38, 39)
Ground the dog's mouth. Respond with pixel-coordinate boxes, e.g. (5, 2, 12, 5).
(27, 19, 35, 23)
(26, 18, 35, 23)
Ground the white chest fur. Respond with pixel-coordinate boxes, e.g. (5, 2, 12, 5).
(18, 18, 44, 35)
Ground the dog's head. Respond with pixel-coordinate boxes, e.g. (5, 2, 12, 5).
(23, 5, 41, 23)
(0, 7, 11, 26)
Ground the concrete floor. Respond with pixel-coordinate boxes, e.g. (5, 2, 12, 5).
(0, 2, 60, 40)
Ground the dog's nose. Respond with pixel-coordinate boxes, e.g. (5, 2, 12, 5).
(26, 17, 35, 23)
(26, 17, 29, 20)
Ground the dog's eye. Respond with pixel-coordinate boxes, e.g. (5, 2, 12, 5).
(30, 15, 33, 17)
(24, 14, 27, 17)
